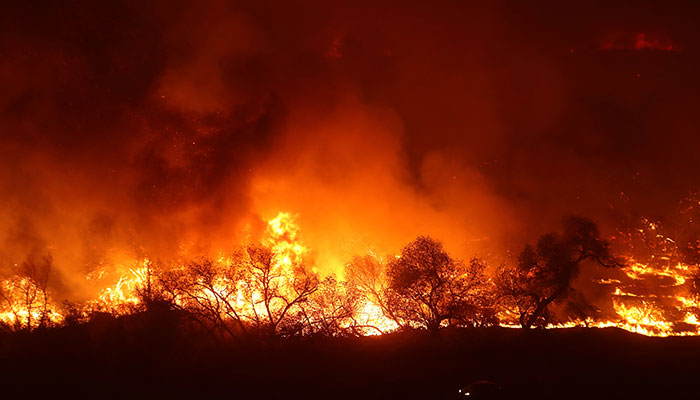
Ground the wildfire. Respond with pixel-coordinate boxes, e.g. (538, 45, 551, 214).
(2, 211, 700, 338)
(604, 261, 700, 336)
(0, 276, 62, 330)
(86, 258, 152, 315)
(264, 212, 309, 271)
(624, 262, 689, 286)
(353, 301, 399, 335)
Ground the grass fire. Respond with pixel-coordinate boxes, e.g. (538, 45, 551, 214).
(2, 1, 700, 399)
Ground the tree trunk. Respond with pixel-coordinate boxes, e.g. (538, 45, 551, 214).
(427, 318, 442, 332)
(522, 287, 567, 329)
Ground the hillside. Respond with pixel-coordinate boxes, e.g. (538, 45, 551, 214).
(1, 311, 697, 399)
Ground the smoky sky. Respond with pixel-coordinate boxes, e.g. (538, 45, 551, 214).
(2, 0, 700, 287)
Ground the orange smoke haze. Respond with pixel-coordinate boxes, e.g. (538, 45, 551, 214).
(249, 100, 515, 274)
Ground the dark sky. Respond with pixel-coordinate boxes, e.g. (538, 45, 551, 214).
(1, 0, 699, 286)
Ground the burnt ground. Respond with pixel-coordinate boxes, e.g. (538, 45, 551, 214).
(0, 311, 698, 399)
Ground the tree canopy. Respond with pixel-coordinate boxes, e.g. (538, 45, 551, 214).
(498, 216, 622, 328)
(385, 236, 492, 331)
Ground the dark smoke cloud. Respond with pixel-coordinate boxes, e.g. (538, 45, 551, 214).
(1, 0, 700, 295)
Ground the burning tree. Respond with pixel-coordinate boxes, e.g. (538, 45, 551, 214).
(154, 244, 320, 339)
(10, 208, 699, 338)
(157, 258, 249, 340)
(498, 216, 622, 329)
(238, 244, 319, 336)
(299, 275, 361, 337)
(345, 254, 401, 333)
(385, 236, 494, 331)
(0, 256, 58, 331)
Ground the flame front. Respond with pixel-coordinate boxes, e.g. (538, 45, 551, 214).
(605, 261, 700, 336)
(2, 211, 700, 337)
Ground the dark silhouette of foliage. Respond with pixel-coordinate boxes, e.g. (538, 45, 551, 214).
(497, 216, 622, 329)
(154, 244, 320, 338)
(345, 254, 401, 333)
(0, 218, 628, 338)
(157, 257, 248, 340)
(238, 244, 319, 336)
(453, 259, 500, 328)
(299, 275, 360, 336)
(385, 236, 493, 331)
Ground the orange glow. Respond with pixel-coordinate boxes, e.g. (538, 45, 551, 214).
(1, 211, 699, 337)
(3, 1, 700, 347)
(600, 32, 679, 51)
(86, 258, 152, 315)
(0, 276, 61, 330)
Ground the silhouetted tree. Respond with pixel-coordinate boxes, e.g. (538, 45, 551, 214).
(152, 244, 322, 339)
(239, 244, 319, 336)
(498, 216, 622, 329)
(0, 255, 55, 331)
(452, 259, 500, 328)
(157, 257, 248, 340)
(563, 291, 601, 327)
(386, 236, 493, 331)
(135, 260, 162, 310)
(299, 275, 361, 336)
(345, 254, 404, 332)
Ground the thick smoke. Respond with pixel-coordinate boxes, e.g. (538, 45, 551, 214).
(1, 1, 699, 298)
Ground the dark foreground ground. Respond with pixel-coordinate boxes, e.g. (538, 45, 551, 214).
(1, 311, 698, 399)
